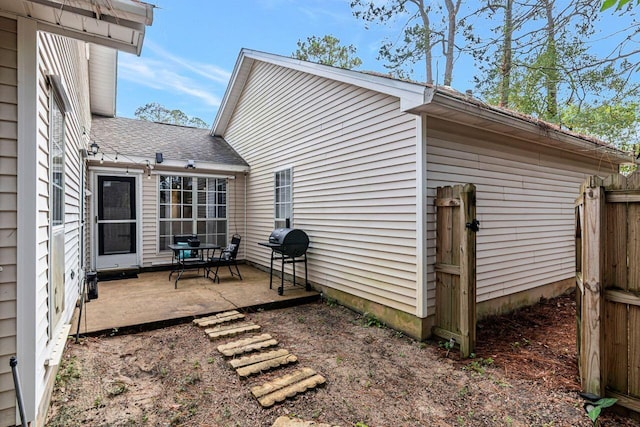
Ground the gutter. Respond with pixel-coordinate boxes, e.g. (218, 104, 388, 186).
(407, 87, 634, 165)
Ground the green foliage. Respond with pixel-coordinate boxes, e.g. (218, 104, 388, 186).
(586, 397, 617, 423)
(361, 312, 384, 328)
(464, 357, 494, 374)
(55, 356, 80, 388)
(134, 102, 209, 128)
(293, 35, 362, 69)
(601, 0, 639, 11)
(561, 101, 640, 152)
(107, 382, 127, 397)
(323, 296, 338, 307)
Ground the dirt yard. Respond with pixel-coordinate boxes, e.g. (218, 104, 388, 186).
(46, 293, 637, 427)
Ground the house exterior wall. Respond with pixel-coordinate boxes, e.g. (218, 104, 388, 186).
(425, 117, 617, 313)
(0, 15, 18, 427)
(33, 31, 89, 421)
(9, 24, 90, 426)
(140, 172, 247, 267)
(224, 61, 420, 314)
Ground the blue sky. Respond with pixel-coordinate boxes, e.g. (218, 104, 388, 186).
(116, 1, 635, 127)
(117, 0, 398, 125)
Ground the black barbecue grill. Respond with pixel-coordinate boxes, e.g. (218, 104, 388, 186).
(259, 228, 311, 295)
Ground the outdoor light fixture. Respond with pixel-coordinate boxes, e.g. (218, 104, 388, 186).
(145, 161, 152, 179)
(185, 160, 196, 169)
(89, 141, 99, 155)
(155, 152, 163, 164)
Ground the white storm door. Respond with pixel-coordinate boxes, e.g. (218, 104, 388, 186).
(95, 175, 139, 269)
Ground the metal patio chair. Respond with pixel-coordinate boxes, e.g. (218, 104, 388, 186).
(206, 234, 242, 283)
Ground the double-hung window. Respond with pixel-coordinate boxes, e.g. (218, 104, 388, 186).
(50, 92, 65, 227)
(274, 168, 292, 229)
(158, 176, 227, 250)
(49, 76, 68, 340)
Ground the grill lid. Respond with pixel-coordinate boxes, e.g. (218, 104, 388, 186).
(268, 228, 309, 257)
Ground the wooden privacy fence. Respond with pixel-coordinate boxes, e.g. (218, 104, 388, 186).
(433, 184, 477, 357)
(576, 174, 640, 413)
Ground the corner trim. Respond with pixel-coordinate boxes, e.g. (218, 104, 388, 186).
(16, 16, 39, 424)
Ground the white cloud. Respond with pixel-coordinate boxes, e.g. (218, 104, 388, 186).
(118, 49, 225, 108)
(144, 41, 232, 84)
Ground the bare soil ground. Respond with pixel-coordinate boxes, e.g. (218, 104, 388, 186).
(47, 293, 638, 427)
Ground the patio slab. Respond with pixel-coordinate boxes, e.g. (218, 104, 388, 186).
(72, 264, 319, 335)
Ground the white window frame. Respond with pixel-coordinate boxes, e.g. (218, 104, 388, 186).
(158, 175, 228, 251)
(274, 167, 292, 229)
(48, 75, 70, 340)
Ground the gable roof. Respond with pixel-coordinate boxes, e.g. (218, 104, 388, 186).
(214, 49, 633, 166)
(91, 115, 249, 171)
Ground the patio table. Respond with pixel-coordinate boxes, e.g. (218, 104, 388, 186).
(168, 243, 220, 289)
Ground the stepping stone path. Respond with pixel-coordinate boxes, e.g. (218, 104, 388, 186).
(193, 310, 326, 408)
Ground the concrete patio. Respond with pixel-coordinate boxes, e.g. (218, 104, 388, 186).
(71, 264, 320, 335)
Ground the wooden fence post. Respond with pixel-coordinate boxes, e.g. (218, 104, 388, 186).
(459, 184, 476, 357)
(582, 179, 604, 396)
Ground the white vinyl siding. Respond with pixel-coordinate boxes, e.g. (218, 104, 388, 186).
(224, 61, 419, 314)
(0, 16, 17, 426)
(32, 31, 89, 422)
(425, 117, 618, 312)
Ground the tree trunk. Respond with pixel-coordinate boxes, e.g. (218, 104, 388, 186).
(443, 0, 461, 86)
(543, 0, 559, 120)
(499, 0, 513, 107)
(416, 0, 434, 84)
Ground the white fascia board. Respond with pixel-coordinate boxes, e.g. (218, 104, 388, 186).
(212, 52, 255, 136)
(213, 49, 428, 136)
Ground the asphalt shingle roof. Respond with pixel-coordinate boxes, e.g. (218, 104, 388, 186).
(90, 115, 248, 167)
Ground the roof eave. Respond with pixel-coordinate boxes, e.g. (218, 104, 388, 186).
(407, 88, 634, 166)
(0, 0, 154, 56)
(212, 48, 428, 136)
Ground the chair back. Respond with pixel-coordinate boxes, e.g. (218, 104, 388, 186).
(224, 234, 241, 260)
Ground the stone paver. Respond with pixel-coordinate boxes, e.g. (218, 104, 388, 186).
(251, 367, 326, 408)
(205, 321, 260, 340)
(272, 416, 339, 427)
(217, 333, 279, 357)
(193, 310, 245, 327)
